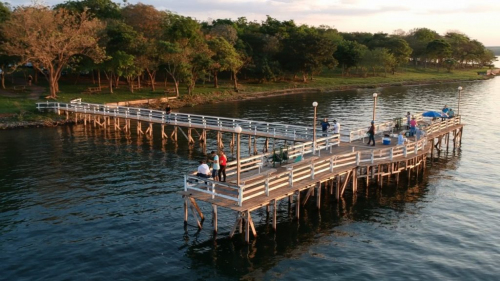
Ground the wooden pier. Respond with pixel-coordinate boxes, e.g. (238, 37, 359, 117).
(180, 116, 463, 242)
(36, 101, 464, 243)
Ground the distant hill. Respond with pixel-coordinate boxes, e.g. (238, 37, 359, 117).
(487, 46, 500, 55)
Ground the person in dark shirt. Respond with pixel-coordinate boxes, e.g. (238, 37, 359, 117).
(320, 118, 330, 136)
(165, 103, 171, 122)
(367, 121, 375, 146)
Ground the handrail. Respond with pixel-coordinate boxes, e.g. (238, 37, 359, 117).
(37, 101, 318, 141)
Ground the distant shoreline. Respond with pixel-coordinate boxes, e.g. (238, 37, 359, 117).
(1, 75, 494, 130)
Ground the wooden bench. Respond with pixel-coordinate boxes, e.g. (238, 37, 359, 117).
(83, 87, 102, 94)
(13, 85, 26, 92)
(282, 156, 319, 169)
(164, 88, 175, 95)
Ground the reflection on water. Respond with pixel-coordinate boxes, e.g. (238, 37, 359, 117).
(1, 79, 500, 280)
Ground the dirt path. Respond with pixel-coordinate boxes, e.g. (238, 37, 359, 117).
(0, 77, 45, 100)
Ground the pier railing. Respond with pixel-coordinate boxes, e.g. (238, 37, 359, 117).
(223, 134, 341, 178)
(37, 101, 318, 141)
(184, 136, 429, 207)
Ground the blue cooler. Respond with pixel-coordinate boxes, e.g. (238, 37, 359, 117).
(383, 137, 391, 145)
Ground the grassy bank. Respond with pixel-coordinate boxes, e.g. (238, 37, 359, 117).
(0, 67, 492, 122)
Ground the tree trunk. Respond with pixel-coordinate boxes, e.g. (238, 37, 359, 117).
(146, 69, 156, 92)
(74, 72, 80, 85)
(1, 72, 5, 89)
(302, 73, 307, 83)
(232, 71, 238, 91)
(98, 69, 101, 88)
(175, 81, 179, 97)
(49, 75, 57, 98)
(213, 70, 218, 88)
(108, 73, 114, 94)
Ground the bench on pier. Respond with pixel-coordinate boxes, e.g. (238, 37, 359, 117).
(282, 156, 319, 169)
(13, 85, 26, 92)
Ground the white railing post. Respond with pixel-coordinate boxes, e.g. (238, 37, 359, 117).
(184, 175, 187, 192)
(330, 157, 334, 172)
(390, 148, 394, 160)
(371, 150, 375, 163)
(211, 182, 215, 199)
(356, 152, 360, 165)
(403, 146, 407, 157)
(238, 185, 244, 207)
(288, 167, 293, 188)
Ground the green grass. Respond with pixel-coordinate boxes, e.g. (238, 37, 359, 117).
(0, 66, 491, 116)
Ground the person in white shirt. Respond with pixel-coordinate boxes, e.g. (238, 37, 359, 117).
(332, 120, 340, 134)
(196, 160, 210, 178)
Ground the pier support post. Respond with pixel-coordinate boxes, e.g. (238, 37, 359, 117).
(272, 200, 277, 231)
(212, 204, 218, 233)
(295, 191, 301, 219)
(316, 182, 321, 209)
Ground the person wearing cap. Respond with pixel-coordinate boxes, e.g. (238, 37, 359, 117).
(332, 120, 340, 134)
(367, 121, 375, 146)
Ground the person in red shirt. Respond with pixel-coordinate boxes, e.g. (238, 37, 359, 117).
(218, 151, 227, 182)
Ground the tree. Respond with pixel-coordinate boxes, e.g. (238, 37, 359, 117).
(121, 3, 167, 91)
(0, 1, 12, 89)
(0, 6, 105, 98)
(55, 0, 121, 20)
(334, 40, 367, 76)
(208, 24, 238, 45)
(360, 48, 395, 76)
(426, 39, 452, 70)
(278, 28, 337, 82)
(405, 28, 439, 67)
(101, 20, 138, 93)
(386, 38, 412, 73)
(208, 37, 241, 88)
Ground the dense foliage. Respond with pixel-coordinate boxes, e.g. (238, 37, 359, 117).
(0, 1, 496, 97)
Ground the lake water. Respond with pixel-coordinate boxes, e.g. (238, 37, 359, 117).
(1, 77, 500, 280)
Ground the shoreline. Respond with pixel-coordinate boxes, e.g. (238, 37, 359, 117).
(0, 76, 493, 130)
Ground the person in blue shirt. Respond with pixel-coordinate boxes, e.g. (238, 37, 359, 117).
(442, 105, 449, 114)
(448, 108, 455, 118)
(320, 118, 330, 136)
(442, 105, 449, 120)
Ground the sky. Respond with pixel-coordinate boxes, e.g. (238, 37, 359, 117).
(6, 0, 500, 46)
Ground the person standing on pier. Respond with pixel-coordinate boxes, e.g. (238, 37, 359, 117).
(407, 112, 411, 129)
(165, 103, 171, 123)
(410, 117, 417, 136)
(218, 151, 227, 182)
(367, 121, 375, 146)
(332, 120, 340, 134)
(320, 118, 330, 136)
(210, 151, 219, 181)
